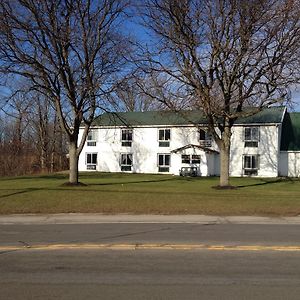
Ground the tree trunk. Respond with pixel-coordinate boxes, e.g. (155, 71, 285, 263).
(68, 141, 79, 184)
(50, 115, 58, 173)
(40, 144, 47, 173)
(219, 126, 231, 187)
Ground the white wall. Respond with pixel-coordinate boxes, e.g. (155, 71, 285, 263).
(229, 125, 280, 177)
(79, 123, 281, 178)
(78, 126, 218, 176)
(279, 151, 300, 177)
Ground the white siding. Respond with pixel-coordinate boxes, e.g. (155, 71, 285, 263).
(78, 123, 285, 178)
(279, 151, 300, 177)
(229, 125, 280, 177)
(79, 126, 218, 176)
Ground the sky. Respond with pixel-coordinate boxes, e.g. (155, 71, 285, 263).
(1, 11, 300, 112)
(125, 17, 300, 111)
(291, 90, 300, 110)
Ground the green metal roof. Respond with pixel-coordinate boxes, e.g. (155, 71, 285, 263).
(92, 107, 286, 127)
(280, 112, 300, 151)
(93, 110, 207, 126)
(235, 107, 286, 124)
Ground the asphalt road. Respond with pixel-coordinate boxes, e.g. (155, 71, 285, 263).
(1, 222, 300, 247)
(1, 221, 300, 299)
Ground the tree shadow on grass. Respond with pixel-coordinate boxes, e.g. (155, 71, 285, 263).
(88, 177, 182, 186)
(236, 177, 296, 188)
(0, 188, 42, 199)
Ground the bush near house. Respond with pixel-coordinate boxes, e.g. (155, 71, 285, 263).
(0, 172, 299, 216)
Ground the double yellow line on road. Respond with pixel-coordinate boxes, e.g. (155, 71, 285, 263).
(1, 243, 300, 252)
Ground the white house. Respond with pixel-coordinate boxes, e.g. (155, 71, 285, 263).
(78, 107, 300, 177)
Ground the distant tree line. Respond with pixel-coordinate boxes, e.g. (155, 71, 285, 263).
(0, 87, 68, 176)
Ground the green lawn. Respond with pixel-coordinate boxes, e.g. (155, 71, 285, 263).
(0, 172, 300, 216)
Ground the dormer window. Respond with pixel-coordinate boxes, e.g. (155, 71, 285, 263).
(121, 129, 133, 147)
(158, 129, 171, 147)
(199, 129, 212, 147)
(244, 127, 259, 147)
(87, 130, 97, 146)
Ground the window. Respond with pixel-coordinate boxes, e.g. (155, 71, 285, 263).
(181, 154, 190, 164)
(181, 154, 201, 164)
(120, 153, 133, 171)
(121, 129, 133, 147)
(243, 155, 259, 175)
(199, 129, 212, 147)
(158, 129, 171, 147)
(244, 127, 259, 147)
(191, 155, 201, 164)
(86, 153, 97, 170)
(87, 130, 97, 146)
(158, 154, 170, 172)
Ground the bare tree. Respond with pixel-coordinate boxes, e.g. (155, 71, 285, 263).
(29, 93, 67, 173)
(0, 0, 131, 184)
(139, 0, 300, 187)
(1, 78, 69, 175)
(0, 91, 36, 176)
(111, 74, 166, 111)
(1, 90, 31, 154)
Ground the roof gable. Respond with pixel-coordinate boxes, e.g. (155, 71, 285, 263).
(234, 107, 286, 124)
(281, 112, 300, 151)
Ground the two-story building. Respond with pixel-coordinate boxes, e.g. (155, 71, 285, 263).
(78, 107, 300, 177)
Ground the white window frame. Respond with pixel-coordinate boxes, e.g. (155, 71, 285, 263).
(244, 127, 259, 147)
(158, 129, 171, 147)
(86, 152, 98, 170)
(243, 154, 259, 175)
(120, 153, 133, 171)
(87, 130, 97, 146)
(121, 129, 133, 147)
(158, 153, 171, 172)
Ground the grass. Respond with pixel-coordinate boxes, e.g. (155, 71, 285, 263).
(0, 172, 300, 216)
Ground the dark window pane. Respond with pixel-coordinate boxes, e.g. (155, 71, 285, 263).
(165, 129, 170, 140)
(251, 156, 257, 168)
(199, 129, 206, 140)
(244, 128, 251, 141)
(158, 154, 164, 166)
(159, 130, 164, 140)
(158, 167, 169, 172)
(122, 141, 132, 147)
(92, 154, 97, 164)
(159, 141, 170, 147)
(87, 154, 91, 164)
(245, 141, 258, 147)
(252, 127, 259, 140)
(165, 155, 170, 166)
(127, 154, 132, 165)
(244, 156, 251, 168)
(121, 166, 131, 171)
